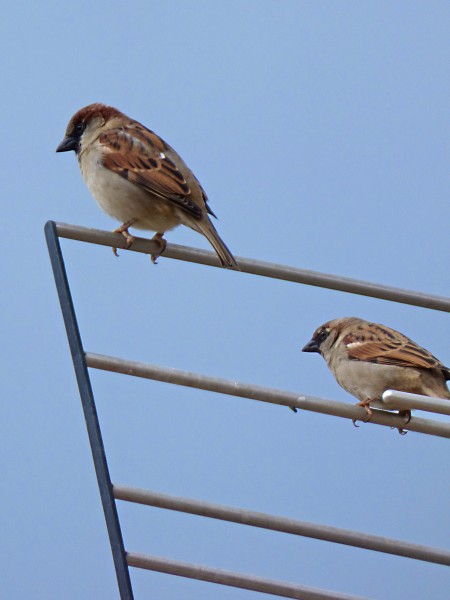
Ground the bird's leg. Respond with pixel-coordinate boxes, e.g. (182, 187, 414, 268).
(352, 400, 373, 427)
(150, 232, 167, 264)
(112, 220, 136, 256)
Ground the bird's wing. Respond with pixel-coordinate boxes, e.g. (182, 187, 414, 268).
(344, 325, 445, 371)
(99, 124, 203, 219)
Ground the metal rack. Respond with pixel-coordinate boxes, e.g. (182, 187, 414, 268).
(45, 221, 450, 600)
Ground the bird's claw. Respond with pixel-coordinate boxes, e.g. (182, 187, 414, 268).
(352, 401, 373, 428)
(395, 410, 411, 435)
(150, 233, 167, 264)
(112, 220, 136, 256)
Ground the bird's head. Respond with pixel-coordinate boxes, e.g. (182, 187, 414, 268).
(56, 103, 122, 154)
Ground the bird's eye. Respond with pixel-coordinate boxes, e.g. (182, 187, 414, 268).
(317, 328, 329, 342)
(75, 122, 85, 134)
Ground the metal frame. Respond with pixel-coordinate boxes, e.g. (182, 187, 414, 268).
(45, 220, 450, 600)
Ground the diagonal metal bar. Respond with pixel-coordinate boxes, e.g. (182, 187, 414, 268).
(54, 222, 450, 313)
(44, 221, 134, 600)
(85, 352, 450, 439)
(113, 485, 450, 567)
(126, 552, 370, 600)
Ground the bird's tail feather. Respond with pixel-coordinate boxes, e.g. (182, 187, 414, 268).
(198, 219, 239, 270)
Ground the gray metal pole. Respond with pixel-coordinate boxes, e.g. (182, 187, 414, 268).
(114, 485, 450, 566)
(85, 352, 450, 438)
(126, 552, 370, 600)
(54, 222, 450, 313)
(382, 390, 450, 416)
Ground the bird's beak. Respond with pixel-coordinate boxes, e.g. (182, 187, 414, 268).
(302, 338, 321, 353)
(56, 135, 77, 153)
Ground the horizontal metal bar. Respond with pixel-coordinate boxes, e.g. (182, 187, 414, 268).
(126, 552, 369, 600)
(54, 222, 450, 312)
(85, 352, 450, 438)
(382, 390, 450, 416)
(114, 485, 450, 567)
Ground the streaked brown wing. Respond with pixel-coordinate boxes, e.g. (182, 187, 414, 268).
(99, 126, 203, 219)
(344, 325, 445, 370)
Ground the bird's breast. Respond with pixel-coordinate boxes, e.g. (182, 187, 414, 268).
(78, 149, 182, 233)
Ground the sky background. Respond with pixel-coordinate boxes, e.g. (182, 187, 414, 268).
(1, 2, 449, 599)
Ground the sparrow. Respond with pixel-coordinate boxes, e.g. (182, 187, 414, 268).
(56, 103, 238, 269)
(302, 317, 450, 427)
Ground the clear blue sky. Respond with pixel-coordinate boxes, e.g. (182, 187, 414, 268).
(1, 2, 449, 599)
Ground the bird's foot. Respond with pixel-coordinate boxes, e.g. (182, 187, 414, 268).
(352, 401, 373, 428)
(150, 232, 167, 264)
(112, 220, 136, 256)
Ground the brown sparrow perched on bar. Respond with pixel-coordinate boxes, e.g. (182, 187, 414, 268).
(302, 317, 450, 427)
(56, 103, 238, 269)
